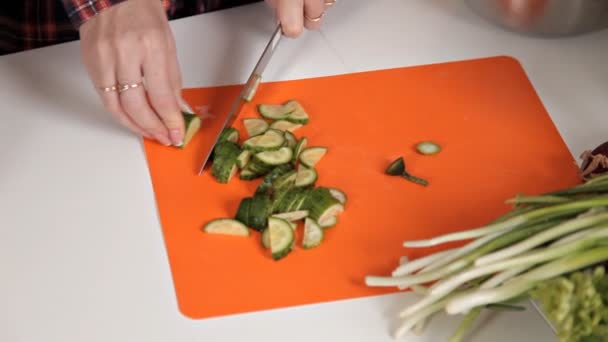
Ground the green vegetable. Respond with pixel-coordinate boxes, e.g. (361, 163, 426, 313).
(299, 147, 327, 168)
(211, 141, 241, 183)
(235, 197, 253, 226)
(295, 167, 317, 187)
(254, 147, 294, 167)
(385, 157, 405, 176)
(243, 118, 269, 137)
(269, 120, 302, 132)
(218, 127, 239, 144)
(293, 137, 308, 163)
(268, 217, 295, 260)
(284, 100, 310, 124)
(180, 112, 201, 148)
(203, 218, 249, 236)
(302, 218, 324, 249)
(249, 194, 272, 231)
(236, 150, 252, 169)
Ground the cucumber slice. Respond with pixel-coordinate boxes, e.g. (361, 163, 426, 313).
(385, 157, 405, 176)
(302, 218, 324, 249)
(254, 147, 294, 167)
(258, 103, 294, 120)
(203, 219, 250, 236)
(299, 147, 327, 168)
(270, 120, 303, 132)
(284, 100, 310, 125)
(240, 168, 259, 180)
(249, 194, 272, 231)
(273, 188, 304, 214)
(268, 217, 295, 260)
(303, 187, 344, 226)
(293, 137, 308, 162)
(256, 164, 295, 195)
(272, 170, 297, 192)
(243, 130, 286, 152)
(235, 197, 253, 226)
(236, 150, 252, 169)
(243, 118, 269, 137)
(211, 141, 241, 183)
(289, 189, 311, 212)
(295, 167, 317, 187)
(180, 112, 201, 148)
(219, 127, 239, 144)
(416, 141, 441, 155)
(261, 228, 270, 249)
(272, 210, 309, 221)
(319, 215, 338, 228)
(328, 188, 348, 205)
(284, 131, 297, 148)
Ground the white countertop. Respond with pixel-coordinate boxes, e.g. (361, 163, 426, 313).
(2, 1, 607, 341)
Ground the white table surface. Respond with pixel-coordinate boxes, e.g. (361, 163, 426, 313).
(2, 1, 607, 341)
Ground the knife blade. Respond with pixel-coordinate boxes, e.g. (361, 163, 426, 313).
(197, 24, 283, 175)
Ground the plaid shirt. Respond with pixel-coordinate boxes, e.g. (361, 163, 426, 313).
(0, 0, 260, 56)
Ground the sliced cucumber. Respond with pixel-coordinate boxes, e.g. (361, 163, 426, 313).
(236, 150, 252, 169)
(293, 137, 308, 162)
(179, 112, 201, 149)
(303, 187, 344, 226)
(254, 147, 294, 167)
(258, 103, 294, 120)
(268, 217, 295, 260)
(203, 219, 249, 236)
(235, 197, 253, 227)
(416, 141, 441, 155)
(273, 188, 304, 214)
(284, 131, 297, 148)
(261, 228, 270, 249)
(270, 120, 303, 132)
(272, 170, 297, 193)
(328, 188, 348, 205)
(211, 141, 241, 183)
(272, 210, 309, 221)
(284, 100, 310, 125)
(289, 189, 311, 212)
(256, 164, 295, 195)
(248, 194, 272, 231)
(302, 218, 323, 249)
(243, 130, 286, 152)
(299, 147, 327, 168)
(295, 167, 317, 187)
(239, 168, 258, 180)
(386, 157, 405, 176)
(287, 221, 297, 230)
(243, 118, 269, 137)
(319, 215, 338, 228)
(219, 127, 239, 144)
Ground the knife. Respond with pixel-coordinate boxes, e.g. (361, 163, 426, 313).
(197, 24, 283, 175)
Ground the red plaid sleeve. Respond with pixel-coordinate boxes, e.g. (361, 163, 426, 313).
(61, 0, 174, 29)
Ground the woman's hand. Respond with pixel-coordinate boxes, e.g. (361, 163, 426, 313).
(79, 0, 187, 146)
(265, 0, 336, 37)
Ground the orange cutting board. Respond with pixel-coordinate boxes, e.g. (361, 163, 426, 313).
(143, 56, 581, 319)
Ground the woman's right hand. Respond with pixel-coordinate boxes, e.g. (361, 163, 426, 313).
(79, 0, 187, 146)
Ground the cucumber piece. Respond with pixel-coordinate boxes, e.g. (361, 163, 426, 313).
(319, 215, 338, 228)
(249, 194, 272, 231)
(272, 210, 309, 221)
(284, 131, 297, 148)
(268, 217, 295, 260)
(385, 157, 405, 176)
(258, 103, 294, 120)
(293, 137, 308, 162)
(218, 127, 239, 144)
(243, 118, 269, 137)
(289, 189, 311, 212)
(287, 221, 297, 230)
(235, 197, 253, 226)
(302, 218, 324, 249)
(328, 188, 348, 205)
(236, 150, 252, 169)
(203, 219, 250, 236)
(295, 167, 317, 187)
(273, 188, 304, 214)
(179, 112, 201, 148)
(416, 141, 441, 155)
(284, 100, 310, 125)
(254, 147, 294, 167)
(243, 130, 286, 152)
(261, 228, 270, 249)
(211, 141, 241, 183)
(299, 147, 327, 168)
(240, 168, 260, 180)
(303, 187, 344, 226)
(270, 120, 303, 132)
(256, 164, 295, 195)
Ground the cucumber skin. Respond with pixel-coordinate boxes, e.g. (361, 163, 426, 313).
(302, 187, 341, 222)
(249, 194, 272, 231)
(218, 127, 239, 144)
(256, 164, 295, 195)
(211, 141, 241, 183)
(179, 112, 201, 149)
(235, 197, 253, 227)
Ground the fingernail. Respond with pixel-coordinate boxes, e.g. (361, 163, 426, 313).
(169, 129, 183, 147)
(179, 97, 194, 113)
(155, 133, 172, 146)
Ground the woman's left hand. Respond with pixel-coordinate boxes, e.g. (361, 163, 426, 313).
(265, 0, 336, 38)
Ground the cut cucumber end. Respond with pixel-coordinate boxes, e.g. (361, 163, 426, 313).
(203, 219, 250, 236)
(295, 167, 318, 187)
(284, 100, 310, 125)
(272, 210, 309, 221)
(180, 112, 201, 149)
(319, 215, 338, 228)
(416, 141, 441, 155)
(255, 147, 294, 166)
(328, 188, 348, 205)
(302, 218, 324, 249)
(385, 157, 405, 176)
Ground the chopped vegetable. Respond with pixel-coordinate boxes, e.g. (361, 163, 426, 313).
(293, 137, 308, 163)
(579, 141, 608, 180)
(269, 120, 302, 132)
(257, 103, 294, 120)
(268, 217, 295, 260)
(385, 157, 405, 176)
(203, 219, 250, 236)
(248, 194, 272, 231)
(272, 210, 309, 221)
(328, 188, 348, 205)
(284, 100, 310, 124)
(295, 167, 317, 187)
(243, 130, 285, 152)
(218, 127, 239, 144)
(211, 141, 240, 183)
(180, 112, 201, 148)
(243, 118, 269, 137)
(416, 141, 441, 155)
(302, 218, 324, 249)
(299, 147, 327, 168)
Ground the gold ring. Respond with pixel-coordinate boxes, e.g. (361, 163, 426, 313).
(117, 82, 144, 94)
(324, 0, 337, 6)
(99, 85, 117, 93)
(305, 11, 325, 22)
